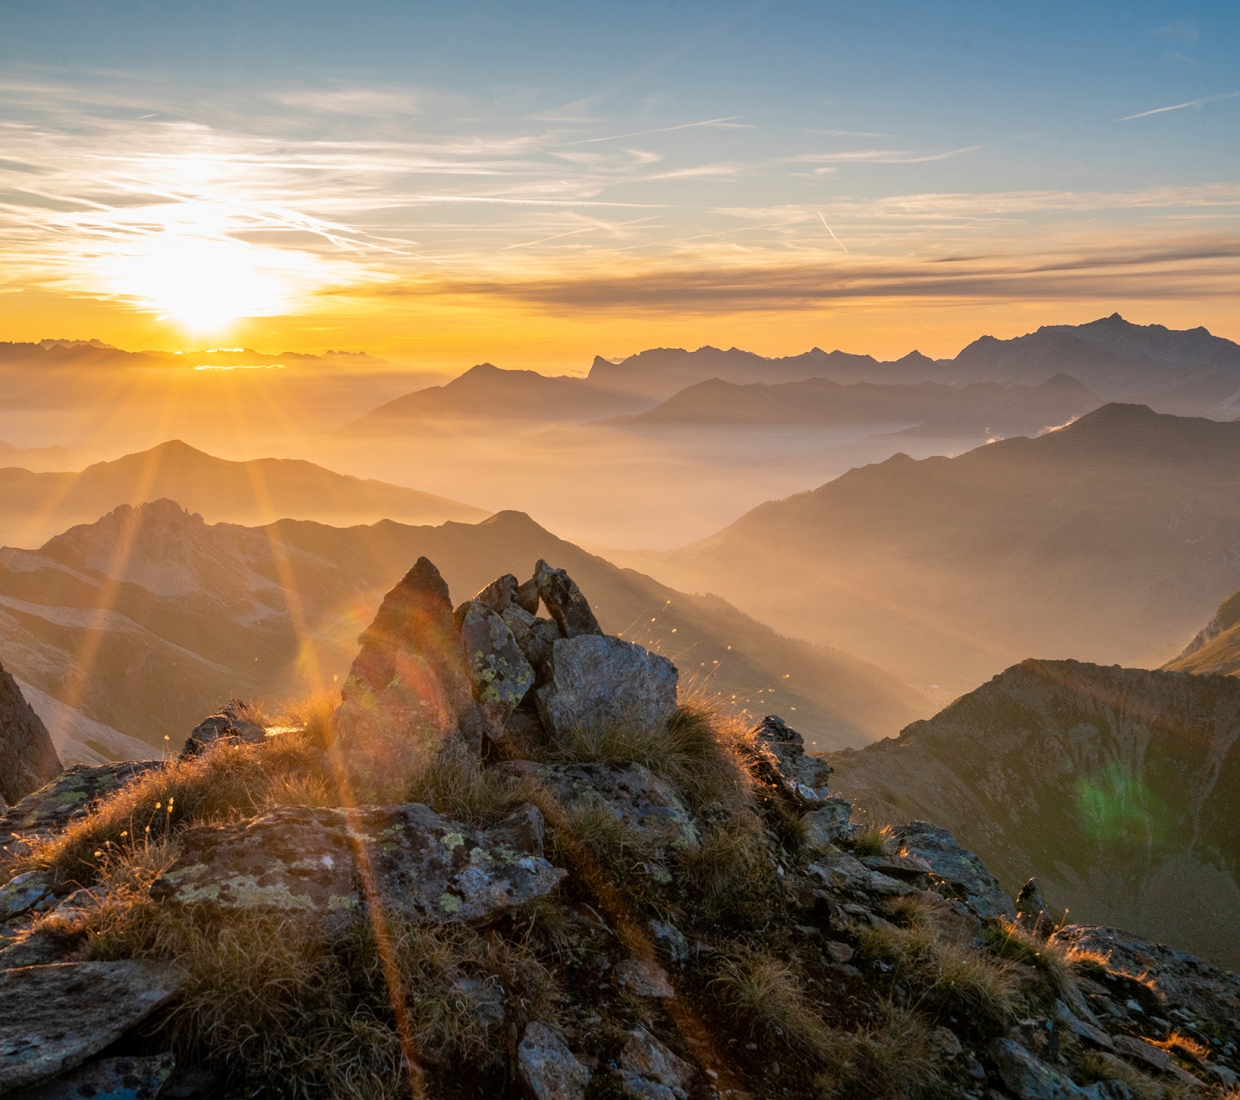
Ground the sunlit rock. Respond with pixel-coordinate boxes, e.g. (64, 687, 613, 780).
(533, 560, 601, 638)
(0, 660, 61, 805)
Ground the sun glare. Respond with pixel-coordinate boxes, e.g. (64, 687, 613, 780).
(98, 232, 309, 335)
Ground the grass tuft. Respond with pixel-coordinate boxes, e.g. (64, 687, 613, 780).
(713, 949, 835, 1057)
(851, 826, 893, 858)
(405, 738, 534, 827)
(814, 1005, 942, 1100)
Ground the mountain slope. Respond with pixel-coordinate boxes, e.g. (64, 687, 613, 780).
(0, 439, 486, 547)
(646, 403, 1240, 694)
(1163, 588, 1240, 677)
(344, 363, 648, 430)
(0, 501, 921, 752)
(826, 659, 1240, 969)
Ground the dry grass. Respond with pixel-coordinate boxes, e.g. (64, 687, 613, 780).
(405, 738, 534, 827)
(1076, 1050, 1167, 1100)
(851, 826, 893, 858)
(543, 699, 755, 819)
(713, 949, 835, 1056)
(676, 812, 777, 924)
(814, 1006, 942, 1100)
(1152, 1032, 1211, 1063)
(857, 921, 1020, 1031)
(19, 731, 331, 887)
(54, 835, 557, 1099)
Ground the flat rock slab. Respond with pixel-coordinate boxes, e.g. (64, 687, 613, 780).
(537, 636, 678, 743)
(10, 1051, 176, 1100)
(1, 763, 163, 858)
(461, 603, 534, 739)
(150, 803, 565, 924)
(497, 761, 700, 852)
(518, 1022, 591, 1100)
(0, 962, 184, 1094)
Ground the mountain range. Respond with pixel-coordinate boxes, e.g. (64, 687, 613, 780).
(0, 440, 485, 548)
(633, 403, 1240, 696)
(0, 500, 921, 761)
(826, 658, 1240, 969)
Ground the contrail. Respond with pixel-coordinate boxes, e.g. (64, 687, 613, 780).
(819, 211, 849, 253)
(1118, 89, 1240, 121)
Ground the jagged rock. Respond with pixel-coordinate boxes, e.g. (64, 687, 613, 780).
(1017, 877, 1058, 937)
(517, 1022, 591, 1100)
(181, 699, 266, 758)
(750, 715, 832, 806)
(803, 797, 855, 848)
(894, 822, 1015, 920)
(496, 761, 699, 852)
(1052, 924, 1240, 1039)
(12, 1051, 176, 1099)
(536, 636, 678, 742)
(335, 557, 483, 786)
(0, 763, 163, 861)
(868, 870, 919, 896)
(150, 802, 565, 924)
(460, 602, 534, 739)
(1053, 1000, 1114, 1050)
(533, 561, 601, 638)
(990, 1037, 1098, 1099)
(0, 961, 184, 1094)
(502, 607, 561, 687)
(472, 573, 520, 614)
(0, 662, 61, 805)
(515, 576, 541, 615)
(619, 1026, 692, 1095)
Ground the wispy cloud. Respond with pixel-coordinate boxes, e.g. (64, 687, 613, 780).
(792, 146, 984, 164)
(553, 116, 751, 147)
(1118, 90, 1240, 121)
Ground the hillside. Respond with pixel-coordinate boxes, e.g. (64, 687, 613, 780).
(643, 403, 1240, 695)
(0, 439, 486, 547)
(827, 658, 1240, 969)
(0, 501, 922, 753)
(1164, 588, 1240, 677)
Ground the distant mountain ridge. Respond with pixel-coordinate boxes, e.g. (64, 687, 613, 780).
(348, 314, 1240, 431)
(641, 402, 1240, 694)
(827, 658, 1240, 969)
(0, 500, 921, 757)
(0, 439, 486, 548)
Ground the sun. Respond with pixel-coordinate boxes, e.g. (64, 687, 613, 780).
(99, 231, 307, 335)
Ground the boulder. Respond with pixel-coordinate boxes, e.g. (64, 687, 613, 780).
(335, 557, 483, 788)
(497, 761, 700, 853)
(536, 636, 678, 742)
(181, 699, 266, 758)
(517, 1021, 591, 1100)
(460, 603, 534, 740)
(893, 822, 1015, 921)
(12, 1051, 176, 1099)
(0, 961, 184, 1094)
(533, 561, 601, 638)
(515, 576, 541, 615)
(0, 870, 58, 922)
(150, 802, 565, 925)
(750, 715, 832, 807)
(0, 662, 61, 806)
(0, 762, 162, 860)
(803, 797, 856, 849)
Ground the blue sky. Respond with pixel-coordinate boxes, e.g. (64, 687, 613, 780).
(1, 1, 1237, 361)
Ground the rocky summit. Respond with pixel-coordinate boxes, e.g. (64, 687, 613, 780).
(0, 562, 1237, 1100)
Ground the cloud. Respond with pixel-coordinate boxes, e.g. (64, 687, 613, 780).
(1153, 19, 1199, 44)
(1118, 90, 1240, 121)
(791, 146, 984, 164)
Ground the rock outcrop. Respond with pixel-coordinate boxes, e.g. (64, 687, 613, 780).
(149, 802, 564, 925)
(2, 561, 1238, 1100)
(181, 699, 267, 757)
(0, 661, 61, 805)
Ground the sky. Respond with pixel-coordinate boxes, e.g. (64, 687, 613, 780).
(1, 0, 1238, 369)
